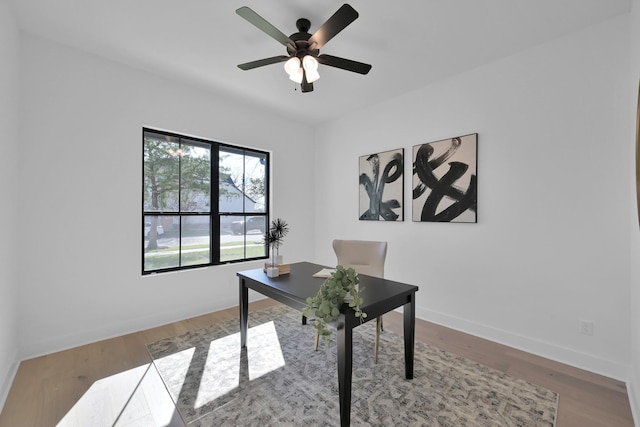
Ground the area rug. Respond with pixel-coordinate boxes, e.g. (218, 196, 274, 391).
(147, 304, 558, 426)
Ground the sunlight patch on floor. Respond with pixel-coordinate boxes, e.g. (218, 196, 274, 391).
(194, 321, 285, 410)
(54, 321, 286, 425)
(115, 364, 183, 426)
(56, 363, 181, 427)
(193, 332, 241, 409)
(154, 347, 195, 403)
(246, 321, 286, 380)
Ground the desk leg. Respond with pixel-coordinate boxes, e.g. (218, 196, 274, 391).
(336, 315, 352, 427)
(240, 278, 248, 348)
(403, 295, 416, 379)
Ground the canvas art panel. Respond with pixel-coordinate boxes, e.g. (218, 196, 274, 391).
(412, 134, 477, 223)
(359, 148, 404, 221)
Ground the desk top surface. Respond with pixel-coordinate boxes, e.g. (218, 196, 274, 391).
(238, 261, 418, 312)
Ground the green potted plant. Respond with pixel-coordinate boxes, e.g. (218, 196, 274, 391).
(264, 218, 289, 277)
(302, 265, 367, 340)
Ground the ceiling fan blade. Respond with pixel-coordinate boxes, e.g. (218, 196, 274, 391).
(238, 56, 290, 71)
(317, 54, 372, 75)
(308, 4, 359, 49)
(236, 6, 296, 51)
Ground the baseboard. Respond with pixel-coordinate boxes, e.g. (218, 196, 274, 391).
(415, 306, 628, 382)
(628, 368, 640, 427)
(0, 349, 19, 413)
(18, 300, 225, 361)
(18, 290, 267, 361)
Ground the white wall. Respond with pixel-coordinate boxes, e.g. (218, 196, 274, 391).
(16, 34, 316, 358)
(314, 16, 631, 380)
(0, 0, 21, 408)
(628, 0, 640, 423)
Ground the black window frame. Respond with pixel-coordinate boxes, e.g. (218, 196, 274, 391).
(142, 128, 269, 275)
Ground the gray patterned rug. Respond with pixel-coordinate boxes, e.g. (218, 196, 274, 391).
(147, 304, 558, 426)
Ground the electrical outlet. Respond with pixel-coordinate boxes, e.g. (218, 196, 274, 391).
(580, 320, 594, 336)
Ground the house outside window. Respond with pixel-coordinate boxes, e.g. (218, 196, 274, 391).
(142, 128, 269, 274)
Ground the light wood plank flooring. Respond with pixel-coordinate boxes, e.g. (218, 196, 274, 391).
(0, 299, 634, 426)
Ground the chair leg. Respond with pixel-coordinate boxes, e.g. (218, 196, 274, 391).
(375, 317, 382, 364)
(314, 330, 319, 351)
(380, 315, 384, 332)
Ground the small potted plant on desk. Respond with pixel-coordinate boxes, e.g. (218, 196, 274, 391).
(264, 218, 289, 278)
(303, 265, 367, 346)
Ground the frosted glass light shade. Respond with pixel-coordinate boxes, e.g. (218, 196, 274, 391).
(284, 57, 303, 83)
(289, 68, 303, 84)
(302, 55, 320, 83)
(284, 57, 300, 75)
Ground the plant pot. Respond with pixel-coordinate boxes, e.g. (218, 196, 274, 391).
(266, 266, 280, 278)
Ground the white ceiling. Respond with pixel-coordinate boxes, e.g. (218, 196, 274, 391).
(8, 0, 631, 125)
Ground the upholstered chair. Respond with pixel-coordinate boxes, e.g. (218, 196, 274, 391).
(314, 239, 388, 363)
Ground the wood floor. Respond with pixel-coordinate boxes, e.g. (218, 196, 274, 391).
(0, 299, 634, 427)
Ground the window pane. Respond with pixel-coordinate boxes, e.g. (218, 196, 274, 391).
(245, 152, 267, 213)
(143, 133, 180, 212)
(181, 216, 210, 267)
(180, 140, 211, 212)
(220, 215, 267, 262)
(246, 217, 268, 259)
(220, 214, 235, 236)
(144, 215, 180, 272)
(219, 149, 246, 213)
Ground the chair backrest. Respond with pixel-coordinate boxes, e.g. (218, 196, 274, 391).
(332, 239, 387, 278)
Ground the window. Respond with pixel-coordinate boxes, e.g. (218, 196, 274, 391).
(143, 128, 269, 274)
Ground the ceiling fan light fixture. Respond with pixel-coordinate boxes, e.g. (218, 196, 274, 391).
(289, 68, 303, 84)
(284, 56, 300, 75)
(302, 55, 320, 83)
(284, 56, 303, 83)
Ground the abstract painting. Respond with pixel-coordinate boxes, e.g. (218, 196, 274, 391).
(359, 148, 404, 221)
(412, 134, 477, 223)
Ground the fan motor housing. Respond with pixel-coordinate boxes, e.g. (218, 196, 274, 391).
(287, 18, 319, 58)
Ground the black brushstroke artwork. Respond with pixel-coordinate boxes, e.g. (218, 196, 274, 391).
(413, 136, 477, 222)
(359, 150, 403, 221)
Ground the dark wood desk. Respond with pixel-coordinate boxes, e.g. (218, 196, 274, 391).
(237, 261, 419, 427)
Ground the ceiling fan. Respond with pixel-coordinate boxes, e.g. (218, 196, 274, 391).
(236, 4, 372, 93)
